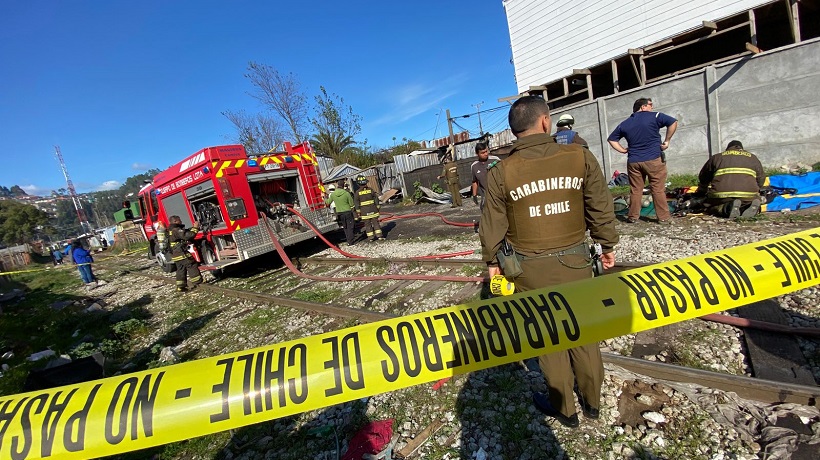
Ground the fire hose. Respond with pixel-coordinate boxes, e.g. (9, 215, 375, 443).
(261, 211, 484, 283)
(699, 313, 820, 338)
(282, 204, 477, 260)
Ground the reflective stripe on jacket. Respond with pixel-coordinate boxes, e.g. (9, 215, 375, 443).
(354, 187, 379, 219)
(698, 149, 765, 200)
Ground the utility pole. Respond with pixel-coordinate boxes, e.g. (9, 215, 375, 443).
(446, 109, 456, 157)
(54, 146, 92, 235)
(472, 101, 484, 135)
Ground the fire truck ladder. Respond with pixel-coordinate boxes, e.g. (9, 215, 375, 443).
(299, 152, 325, 210)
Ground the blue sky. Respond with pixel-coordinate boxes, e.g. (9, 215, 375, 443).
(0, 1, 517, 196)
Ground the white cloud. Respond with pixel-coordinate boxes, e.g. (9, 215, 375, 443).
(371, 74, 468, 127)
(96, 180, 121, 191)
(131, 162, 154, 171)
(19, 184, 53, 196)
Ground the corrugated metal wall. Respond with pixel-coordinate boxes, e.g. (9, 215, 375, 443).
(504, 0, 768, 92)
(315, 155, 335, 178)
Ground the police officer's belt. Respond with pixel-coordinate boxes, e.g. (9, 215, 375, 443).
(529, 242, 589, 259)
(499, 241, 589, 279)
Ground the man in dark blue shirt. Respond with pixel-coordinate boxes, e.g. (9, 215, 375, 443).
(608, 97, 677, 223)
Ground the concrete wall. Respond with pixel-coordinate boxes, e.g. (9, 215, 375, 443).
(552, 38, 820, 178)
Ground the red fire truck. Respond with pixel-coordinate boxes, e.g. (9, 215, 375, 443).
(138, 142, 336, 273)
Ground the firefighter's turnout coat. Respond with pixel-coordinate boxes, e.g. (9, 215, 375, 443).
(354, 185, 384, 240)
(169, 222, 202, 290)
(698, 148, 766, 203)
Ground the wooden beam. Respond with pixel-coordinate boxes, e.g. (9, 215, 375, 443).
(544, 88, 589, 104)
(572, 68, 591, 75)
(639, 55, 646, 86)
(627, 48, 644, 55)
(643, 38, 673, 52)
(749, 10, 757, 46)
(562, 77, 569, 97)
(611, 59, 619, 93)
(702, 20, 718, 30)
(645, 51, 751, 84)
(745, 42, 761, 54)
(586, 73, 593, 101)
(528, 85, 547, 91)
(629, 56, 643, 86)
(497, 94, 521, 104)
(787, 0, 801, 43)
(644, 21, 751, 58)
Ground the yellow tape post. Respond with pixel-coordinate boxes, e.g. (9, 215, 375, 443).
(2, 229, 820, 459)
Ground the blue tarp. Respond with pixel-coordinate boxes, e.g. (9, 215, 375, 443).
(765, 172, 820, 212)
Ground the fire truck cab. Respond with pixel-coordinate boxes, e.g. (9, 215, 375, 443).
(138, 142, 336, 273)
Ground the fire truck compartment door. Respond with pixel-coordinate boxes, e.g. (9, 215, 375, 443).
(160, 192, 194, 227)
(247, 170, 299, 182)
(185, 181, 215, 200)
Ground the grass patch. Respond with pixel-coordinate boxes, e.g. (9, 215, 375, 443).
(240, 308, 275, 329)
(0, 265, 154, 395)
(362, 259, 388, 275)
(167, 298, 214, 325)
(667, 173, 698, 189)
(292, 287, 342, 303)
(460, 264, 484, 277)
(610, 173, 699, 198)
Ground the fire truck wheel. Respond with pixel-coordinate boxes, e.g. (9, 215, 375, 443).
(150, 238, 176, 273)
(157, 252, 175, 273)
(200, 242, 217, 265)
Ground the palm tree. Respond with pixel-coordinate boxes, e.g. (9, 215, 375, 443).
(310, 130, 357, 162)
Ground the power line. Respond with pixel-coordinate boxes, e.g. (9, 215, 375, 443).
(471, 101, 484, 135)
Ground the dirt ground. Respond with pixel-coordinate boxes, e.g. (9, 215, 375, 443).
(379, 201, 483, 240)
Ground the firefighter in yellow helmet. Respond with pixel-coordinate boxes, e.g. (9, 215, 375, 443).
(168, 215, 203, 292)
(353, 175, 384, 241)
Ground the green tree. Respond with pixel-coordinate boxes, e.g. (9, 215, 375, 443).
(309, 86, 362, 162)
(10, 185, 27, 196)
(389, 138, 423, 158)
(0, 201, 50, 245)
(51, 199, 83, 237)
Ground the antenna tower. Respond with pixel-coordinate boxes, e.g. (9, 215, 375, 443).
(54, 145, 92, 234)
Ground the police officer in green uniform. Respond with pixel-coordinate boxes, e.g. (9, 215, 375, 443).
(438, 147, 462, 207)
(168, 215, 203, 292)
(354, 176, 384, 241)
(479, 96, 618, 428)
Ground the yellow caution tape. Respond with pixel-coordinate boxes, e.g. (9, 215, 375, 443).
(3, 229, 820, 459)
(489, 274, 515, 296)
(0, 267, 50, 276)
